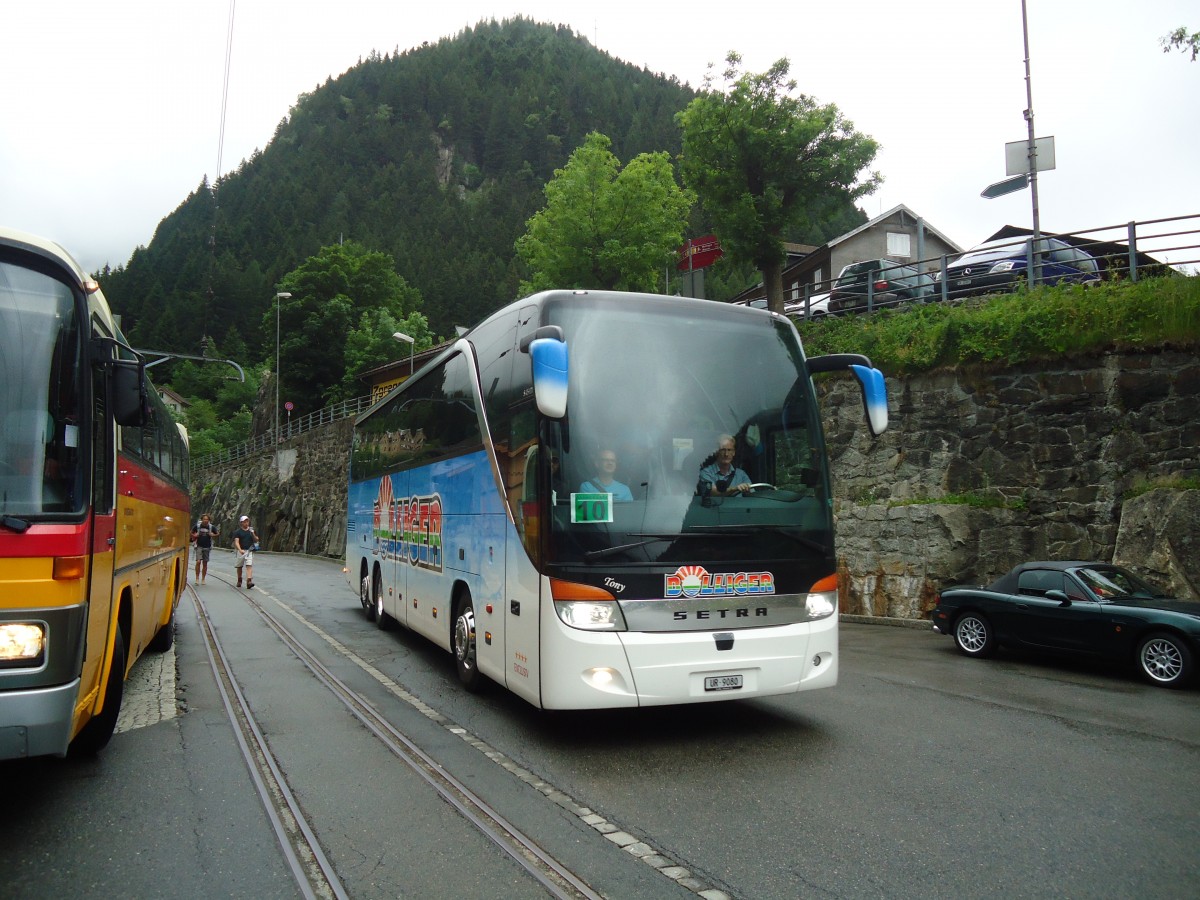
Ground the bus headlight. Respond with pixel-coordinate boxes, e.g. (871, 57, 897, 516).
(554, 600, 628, 631)
(805, 590, 837, 620)
(0, 623, 46, 666)
(549, 577, 627, 631)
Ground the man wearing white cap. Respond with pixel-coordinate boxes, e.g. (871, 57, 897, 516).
(232, 515, 259, 589)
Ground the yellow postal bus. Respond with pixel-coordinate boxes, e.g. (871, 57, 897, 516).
(0, 227, 188, 760)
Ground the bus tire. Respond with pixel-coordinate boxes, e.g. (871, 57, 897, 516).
(148, 608, 174, 653)
(70, 627, 126, 757)
(362, 570, 376, 621)
(375, 569, 394, 631)
(453, 591, 481, 692)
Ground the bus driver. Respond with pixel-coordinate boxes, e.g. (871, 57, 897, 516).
(697, 434, 753, 497)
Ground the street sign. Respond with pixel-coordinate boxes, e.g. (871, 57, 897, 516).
(284, 401, 294, 411)
(676, 235, 723, 271)
(1005, 136, 1056, 176)
(981, 174, 1030, 199)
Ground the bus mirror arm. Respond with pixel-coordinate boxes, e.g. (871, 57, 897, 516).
(89, 336, 149, 427)
(519, 325, 565, 353)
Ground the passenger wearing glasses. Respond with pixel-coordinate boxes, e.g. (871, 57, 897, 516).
(579, 447, 634, 502)
(697, 435, 753, 497)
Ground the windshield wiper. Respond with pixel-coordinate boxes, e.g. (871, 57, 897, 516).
(1, 515, 31, 533)
(687, 524, 829, 554)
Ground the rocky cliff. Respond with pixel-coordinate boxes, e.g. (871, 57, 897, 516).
(191, 349, 1200, 615)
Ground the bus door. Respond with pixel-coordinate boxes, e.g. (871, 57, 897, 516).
(383, 470, 408, 631)
(501, 304, 543, 705)
(503, 441, 542, 705)
(81, 327, 121, 722)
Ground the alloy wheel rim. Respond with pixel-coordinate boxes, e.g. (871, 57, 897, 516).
(455, 608, 476, 670)
(1142, 639, 1182, 682)
(958, 618, 985, 652)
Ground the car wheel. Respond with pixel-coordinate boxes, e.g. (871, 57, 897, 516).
(953, 612, 996, 658)
(453, 591, 482, 692)
(361, 571, 376, 621)
(1136, 632, 1192, 688)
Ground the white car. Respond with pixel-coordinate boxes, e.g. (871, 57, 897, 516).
(784, 292, 831, 321)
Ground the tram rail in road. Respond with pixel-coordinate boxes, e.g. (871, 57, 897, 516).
(188, 575, 628, 900)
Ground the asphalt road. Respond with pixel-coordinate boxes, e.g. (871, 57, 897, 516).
(2, 551, 1197, 898)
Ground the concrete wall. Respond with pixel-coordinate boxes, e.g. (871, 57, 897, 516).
(191, 349, 1200, 616)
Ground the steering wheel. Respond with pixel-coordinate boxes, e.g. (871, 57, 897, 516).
(747, 482, 776, 491)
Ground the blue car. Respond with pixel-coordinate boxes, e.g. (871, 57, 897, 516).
(935, 237, 1101, 300)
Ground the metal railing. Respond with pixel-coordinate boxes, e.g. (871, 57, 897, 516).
(783, 212, 1199, 321)
(191, 394, 373, 475)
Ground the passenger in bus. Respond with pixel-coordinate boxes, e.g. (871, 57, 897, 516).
(697, 434, 753, 497)
(579, 448, 633, 502)
(548, 451, 567, 499)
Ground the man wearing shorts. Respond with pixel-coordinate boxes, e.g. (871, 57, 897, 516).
(233, 515, 259, 589)
(191, 513, 218, 583)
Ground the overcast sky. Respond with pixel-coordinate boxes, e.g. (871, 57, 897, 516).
(4, 0, 1197, 273)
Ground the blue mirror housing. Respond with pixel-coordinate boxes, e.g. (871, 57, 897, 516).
(530, 337, 569, 419)
(850, 364, 888, 436)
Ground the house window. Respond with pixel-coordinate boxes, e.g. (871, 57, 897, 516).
(886, 232, 911, 258)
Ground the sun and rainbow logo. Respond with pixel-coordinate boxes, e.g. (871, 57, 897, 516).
(664, 564, 775, 598)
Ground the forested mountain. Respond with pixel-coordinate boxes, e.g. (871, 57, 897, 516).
(102, 17, 863, 374)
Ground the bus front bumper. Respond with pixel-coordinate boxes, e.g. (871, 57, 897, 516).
(0, 678, 80, 760)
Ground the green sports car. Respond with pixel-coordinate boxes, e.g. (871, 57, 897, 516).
(930, 561, 1200, 688)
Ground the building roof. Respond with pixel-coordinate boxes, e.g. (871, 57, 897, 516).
(833, 204, 962, 254)
(157, 386, 190, 408)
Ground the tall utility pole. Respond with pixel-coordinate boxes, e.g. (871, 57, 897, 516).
(1021, 0, 1041, 245)
(275, 292, 291, 443)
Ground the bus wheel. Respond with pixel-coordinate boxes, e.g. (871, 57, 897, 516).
(362, 571, 376, 621)
(375, 570, 393, 631)
(148, 607, 175, 653)
(70, 628, 126, 757)
(453, 592, 481, 692)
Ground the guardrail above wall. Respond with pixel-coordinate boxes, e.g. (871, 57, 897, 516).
(781, 212, 1199, 320)
(191, 394, 372, 476)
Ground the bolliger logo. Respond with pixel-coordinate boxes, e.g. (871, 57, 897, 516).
(664, 564, 775, 598)
(372, 476, 443, 571)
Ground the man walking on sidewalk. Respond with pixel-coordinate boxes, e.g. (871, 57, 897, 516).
(233, 515, 260, 589)
(191, 513, 218, 583)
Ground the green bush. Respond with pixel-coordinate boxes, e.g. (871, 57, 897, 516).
(797, 274, 1200, 374)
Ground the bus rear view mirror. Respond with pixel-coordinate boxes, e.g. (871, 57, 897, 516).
(529, 336, 569, 419)
(111, 359, 148, 427)
(807, 353, 888, 437)
(850, 364, 888, 437)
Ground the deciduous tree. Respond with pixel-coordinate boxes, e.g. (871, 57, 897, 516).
(273, 241, 423, 405)
(516, 132, 694, 293)
(678, 53, 880, 313)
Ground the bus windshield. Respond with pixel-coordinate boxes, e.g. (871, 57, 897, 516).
(0, 260, 86, 518)
(542, 298, 831, 567)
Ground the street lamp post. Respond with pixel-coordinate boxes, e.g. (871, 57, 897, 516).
(275, 292, 291, 442)
(392, 331, 415, 379)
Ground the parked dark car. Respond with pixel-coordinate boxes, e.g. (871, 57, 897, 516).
(828, 260, 933, 314)
(931, 561, 1200, 688)
(934, 237, 1101, 300)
